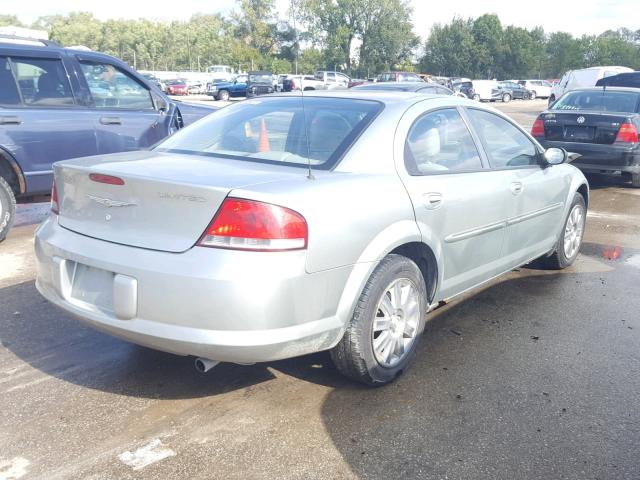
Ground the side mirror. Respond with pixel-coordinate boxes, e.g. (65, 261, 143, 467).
(543, 147, 567, 165)
(152, 93, 169, 113)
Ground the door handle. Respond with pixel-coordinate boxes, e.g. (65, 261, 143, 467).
(423, 193, 443, 210)
(0, 116, 21, 125)
(100, 116, 122, 125)
(510, 182, 524, 195)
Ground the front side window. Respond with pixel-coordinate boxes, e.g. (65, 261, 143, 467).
(0, 57, 20, 105)
(467, 109, 538, 168)
(12, 57, 74, 106)
(80, 61, 153, 110)
(155, 97, 383, 170)
(405, 108, 482, 175)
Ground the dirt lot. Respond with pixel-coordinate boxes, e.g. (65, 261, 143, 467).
(1, 100, 639, 480)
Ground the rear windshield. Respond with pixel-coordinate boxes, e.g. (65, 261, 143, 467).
(552, 90, 640, 113)
(155, 96, 383, 170)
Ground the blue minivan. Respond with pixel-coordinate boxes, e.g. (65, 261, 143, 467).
(0, 36, 214, 240)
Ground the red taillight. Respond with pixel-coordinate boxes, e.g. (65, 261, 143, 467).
(198, 198, 308, 251)
(51, 179, 59, 214)
(615, 123, 639, 143)
(89, 173, 125, 185)
(291, 79, 297, 90)
(531, 118, 545, 137)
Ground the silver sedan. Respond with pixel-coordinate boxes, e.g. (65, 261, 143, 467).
(35, 91, 588, 385)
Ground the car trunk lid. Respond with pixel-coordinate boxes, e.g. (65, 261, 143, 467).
(541, 111, 631, 144)
(55, 150, 307, 252)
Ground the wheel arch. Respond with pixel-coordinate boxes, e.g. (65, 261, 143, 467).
(0, 147, 26, 195)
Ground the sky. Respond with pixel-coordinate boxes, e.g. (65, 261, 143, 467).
(7, 0, 638, 39)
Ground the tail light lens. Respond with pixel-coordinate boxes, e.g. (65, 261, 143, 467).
(531, 118, 545, 137)
(51, 179, 59, 214)
(198, 198, 308, 251)
(615, 122, 638, 143)
(291, 79, 297, 90)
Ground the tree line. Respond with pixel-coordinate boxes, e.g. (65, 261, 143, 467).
(1, 2, 639, 79)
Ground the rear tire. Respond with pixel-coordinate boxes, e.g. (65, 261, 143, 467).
(0, 176, 16, 242)
(540, 193, 586, 269)
(530, 90, 537, 100)
(631, 173, 640, 188)
(330, 254, 428, 386)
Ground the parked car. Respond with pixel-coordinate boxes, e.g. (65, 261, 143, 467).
(377, 72, 423, 83)
(550, 66, 633, 105)
(452, 81, 475, 99)
(0, 35, 214, 241)
(141, 73, 163, 91)
(315, 70, 350, 89)
(532, 86, 640, 187)
(187, 81, 206, 95)
(352, 81, 454, 95)
(281, 74, 325, 92)
(246, 71, 275, 98)
(206, 75, 248, 101)
(35, 91, 588, 385)
(499, 81, 534, 100)
(595, 72, 640, 88)
(166, 80, 189, 96)
(517, 80, 552, 99)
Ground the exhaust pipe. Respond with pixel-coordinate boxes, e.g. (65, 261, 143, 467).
(194, 357, 220, 373)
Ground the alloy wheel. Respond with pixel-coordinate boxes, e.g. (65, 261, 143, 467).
(371, 278, 421, 368)
(564, 204, 585, 259)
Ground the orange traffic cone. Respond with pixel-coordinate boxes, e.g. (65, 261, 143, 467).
(258, 118, 270, 152)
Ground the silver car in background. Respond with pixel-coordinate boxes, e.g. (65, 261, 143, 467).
(35, 92, 588, 385)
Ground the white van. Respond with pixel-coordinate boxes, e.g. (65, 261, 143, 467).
(471, 80, 500, 101)
(550, 66, 633, 104)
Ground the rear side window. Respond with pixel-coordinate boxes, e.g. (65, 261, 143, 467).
(155, 97, 383, 170)
(405, 108, 482, 175)
(80, 61, 154, 110)
(0, 57, 20, 105)
(12, 57, 74, 106)
(551, 90, 640, 113)
(467, 109, 538, 168)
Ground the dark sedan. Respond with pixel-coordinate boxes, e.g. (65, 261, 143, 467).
(499, 81, 533, 100)
(531, 87, 640, 187)
(352, 82, 454, 95)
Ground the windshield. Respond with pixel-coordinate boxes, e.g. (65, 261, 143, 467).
(155, 96, 383, 170)
(249, 74, 272, 83)
(552, 90, 640, 113)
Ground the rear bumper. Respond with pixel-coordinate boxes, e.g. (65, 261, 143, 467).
(34, 217, 350, 363)
(538, 139, 640, 174)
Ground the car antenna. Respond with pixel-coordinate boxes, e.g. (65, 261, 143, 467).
(288, 2, 314, 180)
(300, 82, 314, 180)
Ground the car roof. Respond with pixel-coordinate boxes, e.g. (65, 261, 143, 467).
(268, 90, 468, 108)
(352, 82, 442, 91)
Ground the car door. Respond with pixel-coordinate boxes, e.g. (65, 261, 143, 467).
(76, 58, 168, 154)
(0, 53, 98, 194)
(395, 104, 516, 299)
(233, 75, 248, 96)
(465, 108, 569, 266)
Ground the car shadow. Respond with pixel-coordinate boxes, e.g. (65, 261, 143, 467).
(308, 252, 640, 479)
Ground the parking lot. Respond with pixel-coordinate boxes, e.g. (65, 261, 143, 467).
(1, 100, 639, 480)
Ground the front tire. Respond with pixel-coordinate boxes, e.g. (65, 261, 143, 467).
(216, 89, 230, 101)
(472, 94, 481, 101)
(542, 193, 586, 269)
(631, 173, 640, 188)
(330, 254, 428, 386)
(0, 176, 16, 242)
(502, 93, 511, 103)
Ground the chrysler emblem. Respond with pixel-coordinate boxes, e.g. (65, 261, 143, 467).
(87, 194, 137, 208)
(576, 116, 585, 124)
